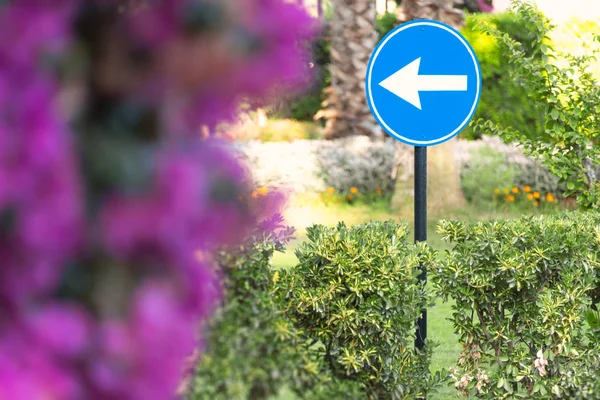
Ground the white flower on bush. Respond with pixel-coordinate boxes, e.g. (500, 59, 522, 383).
(475, 369, 489, 392)
(534, 350, 549, 377)
(455, 373, 473, 395)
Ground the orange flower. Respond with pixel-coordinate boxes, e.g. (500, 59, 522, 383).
(524, 185, 531, 193)
(326, 187, 335, 194)
(512, 186, 519, 194)
(375, 188, 382, 194)
(534, 200, 539, 207)
(533, 191, 541, 199)
(546, 193, 555, 203)
(251, 191, 259, 198)
(527, 193, 534, 201)
(257, 186, 269, 196)
(350, 187, 358, 194)
(507, 195, 515, 202)
(346, 194, 353, 201)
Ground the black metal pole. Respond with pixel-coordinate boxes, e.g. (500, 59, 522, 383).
(414, 146, 427, 351)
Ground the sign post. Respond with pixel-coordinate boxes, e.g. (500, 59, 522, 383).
(413, 146, 427, 350)
(365, 20, 482, 351)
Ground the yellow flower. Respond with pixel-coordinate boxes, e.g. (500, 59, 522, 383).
(534, 200, 539, 207)
(507, 195, 515, 202)
(273, 270, 280, 283)
(546, 193, 555, 203)
(524, 185, 531, 193)
(350, 187, 358, 194)
(512, 186, 519, 194)
(533, 191, 541, 199)
(251, 191, 259, 199)
(326, 187, 335, 194)
(527, 193, 534, 201)
(257, 186, 269, 196)
(494, 188, 500, 195)
(503, 189, 509, 195)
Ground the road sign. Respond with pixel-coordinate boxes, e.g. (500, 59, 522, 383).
(366, 19, 481, 146)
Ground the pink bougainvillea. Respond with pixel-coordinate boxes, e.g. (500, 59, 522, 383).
(0, 0, 314, 398)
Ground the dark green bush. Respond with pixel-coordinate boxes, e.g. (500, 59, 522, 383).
(432, 212, 600, 398)
(460, 12, 544, 140)
(284, 26, 331, 122)
(278, 220, 444, 399)
(189, 216, 325, 399)
(376, 12, 399, 39)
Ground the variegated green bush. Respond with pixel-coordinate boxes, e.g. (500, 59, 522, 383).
(278, 220, 444, 399)
(433, 212, 600, 398)
(189, 217, 326, 400)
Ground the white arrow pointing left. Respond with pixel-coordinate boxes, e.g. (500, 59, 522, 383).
(378, 57, 467, 110)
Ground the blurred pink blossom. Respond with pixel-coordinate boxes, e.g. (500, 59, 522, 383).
(0, 0, 311, 398)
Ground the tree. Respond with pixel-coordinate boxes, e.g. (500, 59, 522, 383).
(318, 1, 382, 139)
(472, 1, 600, 209)
(399, 0, 465, 25)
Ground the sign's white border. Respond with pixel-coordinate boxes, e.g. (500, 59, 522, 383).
(366, 20, 482, 146)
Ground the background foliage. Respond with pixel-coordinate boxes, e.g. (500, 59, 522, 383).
(472, 1, 600, 209)
(460, 11, 544, 140)
(460, 145, 519, 207)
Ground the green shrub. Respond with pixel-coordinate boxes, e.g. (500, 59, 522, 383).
(460, 12, 544, 141)
(432, 211, 600, 398)
(278, 220, 444, 399)
(189, 216, 325, 399)
(460, 145, 519, 207)
(472, 1, 600, 209)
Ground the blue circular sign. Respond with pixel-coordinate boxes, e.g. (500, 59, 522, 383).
(366, 20, 482, 146)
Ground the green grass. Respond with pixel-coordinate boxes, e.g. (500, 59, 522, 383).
(269, 195, 548, 399)
(429, 299, 462, 399)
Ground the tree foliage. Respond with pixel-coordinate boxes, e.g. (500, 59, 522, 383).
(471, 0, 600, 209)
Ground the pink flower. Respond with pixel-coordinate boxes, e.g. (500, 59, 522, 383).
(0, 1, 310, 398)
(89, 282, 198, 399)
(0, 334, 82, 400)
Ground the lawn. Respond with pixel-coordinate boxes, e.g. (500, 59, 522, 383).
(270, 193, 541, 399)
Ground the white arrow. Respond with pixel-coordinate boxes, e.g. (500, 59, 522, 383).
(378, 57, 468, 110)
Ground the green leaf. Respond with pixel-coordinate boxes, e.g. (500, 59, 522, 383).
(497, 377, 506, 388)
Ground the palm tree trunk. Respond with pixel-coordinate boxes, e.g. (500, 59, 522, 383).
(400, 0, 465, 25)
(318, 0, 382, 139)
